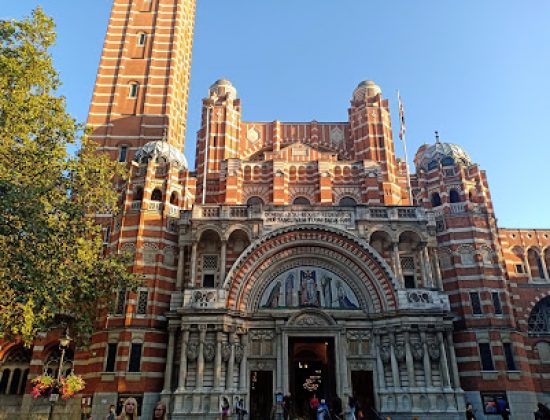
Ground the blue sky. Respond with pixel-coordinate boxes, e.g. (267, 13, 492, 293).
(3, 1, 550, 228)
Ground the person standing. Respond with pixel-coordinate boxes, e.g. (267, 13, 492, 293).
(117, 398, 138, 420)
(496, 398, 510, 420)
(106, 405, 116, 420)
(221, 397, 231, 420)
(465, 402, 476, 420)
(152, 401, 166, 420)
(535, 402, 550, 420)
(235, 398, 246, 420)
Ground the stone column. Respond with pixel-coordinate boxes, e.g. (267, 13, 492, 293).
(177, 327, 190, 391)
(162, 326, 177, 393)
(276, 329, 283, 392)
(421, 331, 432, 388)
(404, 331, 416, 388)
(214, 331, 224, 390)
(389, 333, 401, 389)
(190, 242, 198, 287)
(375, 333, 386, 390)
(422, 245, 434, 287)
(437, 331, 451, 389)
(339, 331, 350, 395)
(431, 249, 443, 290)
(446, 331, 461, 389)
(226, 331, 236, 391)
(239, 331, 248, 392)
(392, 242, 404, 287)
(197, 325, 207, 389)
(220, 240, 227, 284)
(176, 245, 185, 290)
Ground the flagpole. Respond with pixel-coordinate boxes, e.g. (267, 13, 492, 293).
(397, 90, 413, 204)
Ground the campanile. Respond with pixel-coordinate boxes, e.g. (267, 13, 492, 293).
(87, 0, 197, 162)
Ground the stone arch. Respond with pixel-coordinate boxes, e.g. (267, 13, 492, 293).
(287, 308, 337, 327)
(0, 345, 31, 395)
(527, 247, 545, 279)
(195, 225, 224, 242)
(528, 295, 550, 334)
(225, 225, 252, 242)
(223, 225, 398, 314)
(333, 189, 361, 205)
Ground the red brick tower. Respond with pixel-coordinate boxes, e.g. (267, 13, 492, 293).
(80, 0, 198, 415)
(412, 137, 532, 411)
(87, 0, 197, 161)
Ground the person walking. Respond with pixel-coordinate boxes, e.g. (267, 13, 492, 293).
(235, 398, 246, 420)
(221, 396, 231, 420)
(317, 399, 331, 420)
(343, 396, 356, 420)
(465, 402, 476, 420)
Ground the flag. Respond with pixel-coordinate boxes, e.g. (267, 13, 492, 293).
(398, 91, 406, 141)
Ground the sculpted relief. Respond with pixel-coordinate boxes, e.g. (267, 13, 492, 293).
(260, 266, 359, 309)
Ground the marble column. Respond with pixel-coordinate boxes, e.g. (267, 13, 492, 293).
(190, 243, 198, 287)
(197, 325, 207, 389)
(431, 249, 444, 290)
(214, 331, 223, 390)
(404, 331, 416, 388)
(226, 332, 236, 391)
(375, 334, 386, 390)
(177, 328, 190, 391)
(339, 331, 350, 395)
(392, 242, 404, 287)
(162, 327, 176, 393)
(437, 331, 451, 389)
(276, 329, 283, 392)
(389, 334, 400, 389)
(176, 245, 186, 290)
(446, 331, 461, 389)
(239, 332, 248, 392)
(220, 240, 227, 284)
(421, 331, 432, 388)
(422, 245, 434, 287)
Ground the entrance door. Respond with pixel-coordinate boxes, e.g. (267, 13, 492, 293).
(351, 371, 375, 419)
(250, 370, 273, 420)
(289, 337, 336, 419)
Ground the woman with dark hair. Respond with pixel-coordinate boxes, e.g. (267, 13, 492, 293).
(117, 398, 138, 420)
(152, 401, 166, 420)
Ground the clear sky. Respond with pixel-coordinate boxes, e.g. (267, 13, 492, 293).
(3, 1, 550, 228)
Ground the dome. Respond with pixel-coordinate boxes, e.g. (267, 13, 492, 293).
(352, 80, 382, 102)
(208, 79, 237, 100)
(415, 141, 473, 172)
(134, 140, 188, 169)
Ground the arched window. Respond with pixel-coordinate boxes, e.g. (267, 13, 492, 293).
(170, 191, 179, 205)
(449, 189, 461, 203)
(431, 192, 442, 207)
(129, 82, 139, 99)
(293, 197, 310, 205)
(247, 196, 264, 206)
(151, 188, 162, 202)
(134, 187, 144, 201)
(529, 297, 550, 334)
(339, 197, 357, 207)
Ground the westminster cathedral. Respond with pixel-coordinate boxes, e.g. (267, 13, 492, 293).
(1, 1, 550, 419)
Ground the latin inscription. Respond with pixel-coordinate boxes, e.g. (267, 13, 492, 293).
(263, 210, 354, 228)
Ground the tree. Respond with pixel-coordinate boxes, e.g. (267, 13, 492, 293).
(0, 8, 138, 345)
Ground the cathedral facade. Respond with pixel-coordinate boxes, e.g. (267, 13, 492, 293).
(1, 1, 550, 420)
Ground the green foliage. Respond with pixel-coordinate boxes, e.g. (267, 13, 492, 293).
(0, 8, 139, 345)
